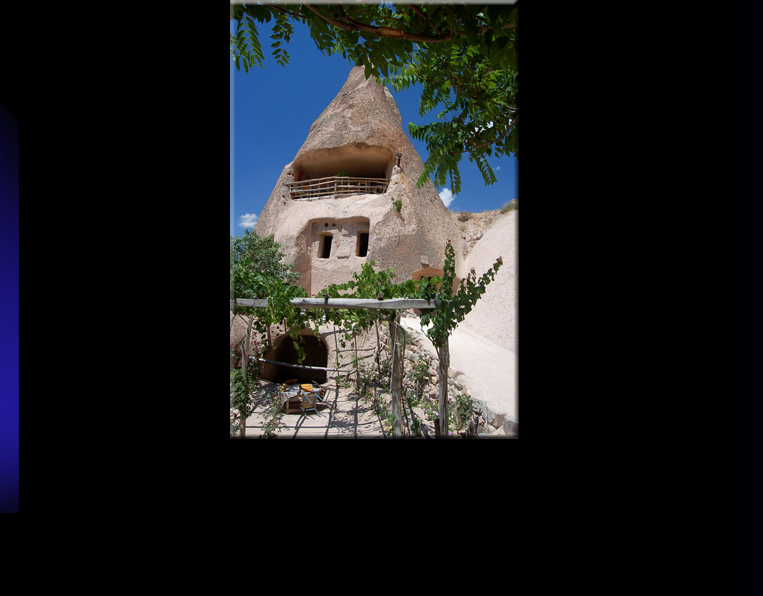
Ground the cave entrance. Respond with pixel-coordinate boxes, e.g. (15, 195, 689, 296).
(272, 334, 328, 384)
(293, 146, 395, 182)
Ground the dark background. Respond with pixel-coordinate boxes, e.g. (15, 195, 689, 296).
(1, 3, 760, 565)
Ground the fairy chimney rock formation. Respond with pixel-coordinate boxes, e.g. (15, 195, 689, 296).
(254, 66, 464, 296)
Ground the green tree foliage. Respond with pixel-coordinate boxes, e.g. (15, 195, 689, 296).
(230, 3, 518, 197)
(380, 46, 517, 194)
(230, 229, 301, 306)
(318, 261, 410, 348)
(230, 230, 312, 363)
(419, 240, 503, 348)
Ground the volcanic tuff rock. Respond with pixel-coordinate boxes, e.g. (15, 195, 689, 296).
(237, 67, 517, 429)
(254, 66, 464, 296)
(458, 209, 518, 352)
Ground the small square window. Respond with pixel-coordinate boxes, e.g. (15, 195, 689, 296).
(357, 232, 369, 257)
(319, 235, 333, 259)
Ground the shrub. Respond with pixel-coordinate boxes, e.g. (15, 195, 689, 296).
(451, 391, 474, 430)
(405, 356, 429, 405)
(260, 389, 284, 439)
(457, 209, 472, 222)
(501, 199, 518, 213)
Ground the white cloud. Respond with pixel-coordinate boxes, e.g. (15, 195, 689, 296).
(495, 166, 501, 171)
(238, 213, 258, 228)
(439, 188, 455, 208)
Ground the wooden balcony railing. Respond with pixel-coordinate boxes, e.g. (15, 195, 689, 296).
(286, 176, 389, 200)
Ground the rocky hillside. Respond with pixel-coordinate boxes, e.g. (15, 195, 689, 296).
(450, 208, 501, 257)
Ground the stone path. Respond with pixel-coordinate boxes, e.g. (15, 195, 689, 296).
(238, 382, 386, 438)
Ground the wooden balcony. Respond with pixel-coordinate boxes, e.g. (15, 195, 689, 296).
(286, 176, 389, 200)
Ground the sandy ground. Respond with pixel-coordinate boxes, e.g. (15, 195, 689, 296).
(236, 379, 446, 439)
(400, 316, 517, 425)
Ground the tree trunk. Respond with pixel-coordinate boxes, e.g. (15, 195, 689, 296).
(437, 340, 450, 439)
(239, 407, 247, 438)
(389, 314, 404, 438)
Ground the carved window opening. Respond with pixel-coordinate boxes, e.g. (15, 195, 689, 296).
(357, 232, 369, 257)
(319, 234, 333, 259)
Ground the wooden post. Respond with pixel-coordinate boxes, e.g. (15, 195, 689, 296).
(240, 343, 247, 438)
(437, 339, 450, 439)
(374, 319, 382, 377)
(245, 315, 254, 365)
(354, 333, 360, 392)
(333, 324, 340, 369)
(389, 313, 403, 438)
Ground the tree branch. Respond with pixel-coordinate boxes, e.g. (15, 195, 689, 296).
(303, 4, 454, 43)
(262, 4, 303, 22)
(304, 4, 355, 31)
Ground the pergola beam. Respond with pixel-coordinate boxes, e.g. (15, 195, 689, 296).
(231, 297, 436, 310)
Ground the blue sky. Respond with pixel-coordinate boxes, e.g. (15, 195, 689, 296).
(230, 18, 518, 236)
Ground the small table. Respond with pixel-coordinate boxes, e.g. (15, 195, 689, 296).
(278, 384, 304, 414)
(277, 383, 326, 414)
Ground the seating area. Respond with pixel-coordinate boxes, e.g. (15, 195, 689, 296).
(277, 379, 327, 417)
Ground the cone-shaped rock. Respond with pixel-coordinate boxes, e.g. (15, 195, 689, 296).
(254, 66, 463, 296)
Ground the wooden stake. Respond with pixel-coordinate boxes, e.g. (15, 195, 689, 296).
(390, 313, 403, 438)
(437, 339, 450, 439)
(245, 315, 254, 363)
(240, 343, 248, 439)
(354, 333, 360, 392)
(332, 324, 340, 368)
(374, 319, 382, 377)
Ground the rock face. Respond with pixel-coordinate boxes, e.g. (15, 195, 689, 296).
(242, 67, 516, 408)
(254, 66, 464, 296)
(458, 210, 518, 352)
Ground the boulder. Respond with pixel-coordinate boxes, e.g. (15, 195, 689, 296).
(503, 417, 518, 437)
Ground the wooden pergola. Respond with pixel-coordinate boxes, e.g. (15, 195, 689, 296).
(232, 296, 451, 438)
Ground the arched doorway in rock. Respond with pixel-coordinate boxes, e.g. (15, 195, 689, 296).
(266, 332, 329, 384)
